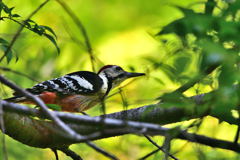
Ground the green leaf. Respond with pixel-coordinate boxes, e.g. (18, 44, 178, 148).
(5, 48, 13, 63)
(0, 45, 13, 63)
(158, 7, 215, 38)
(44, 33, 60, 54)
(0, 2, 4, 15)
(46, 104, 62, 111)
(198, 39, 227, 71)
(160, 63, 177, 81)
(223, 0, 240, 16)
(218, 20, 239, 43)
(25, 19, 36, 24)
(24, 19, 36, 28)
(3, 6, 14, 16)
(219, 64, 238, 87)
(0, 38, 13, 63)
(8, 7, 14, 12)
(211, 88, 238, 118)
(153, 77, 165, 85)
(32, 24, 44, 35)
(40, 25, 57, 39)
(22, 19, 60, 54)
(0, 38, 9, 45)
(12, 14, 20, 18)
(174, 56, 190, 74)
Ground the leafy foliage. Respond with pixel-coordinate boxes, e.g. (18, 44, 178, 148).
(0, 1, 59, 63)
(0, 38, 15, 63)
(158, 0, 240, 122)
(1, 0, 240, 159)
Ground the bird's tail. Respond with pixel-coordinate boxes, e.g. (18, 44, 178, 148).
(4, 96, 28, 103)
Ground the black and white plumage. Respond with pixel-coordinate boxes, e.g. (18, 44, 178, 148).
(5, 65, 145, 112)
(28, 71, 103, 95)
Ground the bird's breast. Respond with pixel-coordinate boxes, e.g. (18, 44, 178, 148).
(57, 94, 102, 112)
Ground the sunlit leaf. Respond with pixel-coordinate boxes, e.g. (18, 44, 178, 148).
(198, 39, 227, 70)
(2, 4, 9, 14)
(0, 45, 13, 63)
(223, 0, 240, 16)
(8, 7, 14, 13)
(46, 104, 62, 111)
(25, 19, 35, 24)
(158, 7, 215, 38)
(153, 77, 165, 85)
(211, 87, 238, 118)
(44, 33, 60, 54)
(0, 37, 9, 45)
(0, 38, 13, 63)
(12, 14, 20, 17)
(40, 25, 57, 39)
(0, 2, 4, 15)
(173, 56, 190, 74)
(218, 20, 240, 43)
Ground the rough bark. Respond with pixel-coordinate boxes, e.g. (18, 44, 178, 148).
(0, 92, 239, 151)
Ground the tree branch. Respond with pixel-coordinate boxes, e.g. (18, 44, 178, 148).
(0, 67, 39, 82)
(1, 100, 240, 153)
(0, 100, 8, 160)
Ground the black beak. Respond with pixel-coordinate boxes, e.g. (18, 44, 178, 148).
(125, 72, 145, 78)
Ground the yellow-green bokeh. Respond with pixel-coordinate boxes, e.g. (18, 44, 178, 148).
(0, 0, 239, 160)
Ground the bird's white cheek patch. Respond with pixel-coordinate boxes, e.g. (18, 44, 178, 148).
(99, 73, 108, 93)
(70, 75, 94, 90)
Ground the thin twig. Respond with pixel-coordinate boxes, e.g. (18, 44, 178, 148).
(0, 0, 50, 62)
(63, 20, 106, 67)
(138, 149, 159, 160)
(56, 0, 96, 72)
(119, 88, 128, 110)
(86, 141, 119, 160)
(144, 135, 178, 160)
(0, 67, 39, 82)
(62, 20, 85, 49)
(234, 125, 240, 143)
(163, 134, 172, 160)
(51, 149, 59, 160)
(234, 106, 240, 143)
(107, 78, 141, 99)
(59, 148, 83, 160)
(0, 75, 85, 141)
(171, 142, 189, 156)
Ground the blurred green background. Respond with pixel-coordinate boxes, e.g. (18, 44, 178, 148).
(1, 0, 240, 159)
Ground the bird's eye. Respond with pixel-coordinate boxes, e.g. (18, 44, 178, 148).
(115, 66, 122, 71)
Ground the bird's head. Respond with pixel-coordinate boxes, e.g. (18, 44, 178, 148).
(98, 65, 145, 88)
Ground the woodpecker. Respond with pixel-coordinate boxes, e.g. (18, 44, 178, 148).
(5, 65, 145, 112)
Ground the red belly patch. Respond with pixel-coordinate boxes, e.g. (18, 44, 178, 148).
(39, 92, 57, 104)
(21, 92, 96, 112)
(58, 95, 83, 112)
